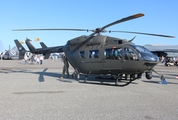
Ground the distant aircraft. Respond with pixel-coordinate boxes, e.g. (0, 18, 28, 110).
(144, 44, 178, 57)
(14, 38, 63, 59)
(8, 46, 21, 60)
(0, 44, 23, 60)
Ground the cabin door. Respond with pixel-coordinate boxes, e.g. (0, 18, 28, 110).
(102, 47, 123, 72)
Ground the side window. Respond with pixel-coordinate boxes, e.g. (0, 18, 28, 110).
(89, 50, 99, 58)
(104, 48, 122, 60)
(124, 47, 138, 61)
(79, 51, 85, 58)
(104, 49, 112, 59)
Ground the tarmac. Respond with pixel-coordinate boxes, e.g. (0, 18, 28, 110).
(0, 59, 178, 120)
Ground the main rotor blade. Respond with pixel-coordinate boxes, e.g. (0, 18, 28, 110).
(72, 32, 97, 53)
(12, 28, 89, 31)
(110, 31, 175, 38)
(12, 13, 144, 33)
(101, 13, 144, 31)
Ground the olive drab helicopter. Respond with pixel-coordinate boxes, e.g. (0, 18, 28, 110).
(13, 13, 175, 85)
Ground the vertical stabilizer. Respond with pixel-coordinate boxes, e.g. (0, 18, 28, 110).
(25, 39, 36, 52)
(14, 39, 27, 60)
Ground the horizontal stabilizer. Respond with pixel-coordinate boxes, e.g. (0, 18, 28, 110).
(40, 42, 47, 48)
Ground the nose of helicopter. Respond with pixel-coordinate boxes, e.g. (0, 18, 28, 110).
(135, 45, 160, 67)
(144, 55, 160, 70)
(144, 61, 159, 69)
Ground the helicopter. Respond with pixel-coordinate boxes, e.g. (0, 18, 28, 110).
(13, 13, 175, 85)
(14, 38, 63, 59)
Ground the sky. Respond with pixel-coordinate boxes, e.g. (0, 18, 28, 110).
(0, 0, 177, 51)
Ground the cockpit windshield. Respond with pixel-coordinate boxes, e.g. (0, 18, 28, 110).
(134, 45, 159, 62)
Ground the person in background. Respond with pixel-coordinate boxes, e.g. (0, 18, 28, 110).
(60, 53, 70, 79)
(36, 55, 40, 65)
(40, 55, 44, 65)
(24, 53, 28, 64)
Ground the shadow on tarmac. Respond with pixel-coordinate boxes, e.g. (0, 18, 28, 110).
(1, 68, 178, 86)
(38, 68, 48, 82)
(142, 80, 178, 85)
(13, 91, 64, 94)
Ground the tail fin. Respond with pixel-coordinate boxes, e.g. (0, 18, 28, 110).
(40, 42, 48, 48)
(14, 39, 27, 60)
(43, 53, 50, 59)
(25, 39, 36, 52)
(40, 42, 50, 59)
(40, 42, 51, 59)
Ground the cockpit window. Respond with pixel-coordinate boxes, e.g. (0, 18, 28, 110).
(89, 50, 99, 58)
(135, 45, 159, 62)
(124, 47, 138, 61)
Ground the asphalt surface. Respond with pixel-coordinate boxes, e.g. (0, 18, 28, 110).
(0, 59, 178, 120)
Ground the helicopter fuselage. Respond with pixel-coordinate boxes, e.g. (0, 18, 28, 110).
(63, 35, 159, 76)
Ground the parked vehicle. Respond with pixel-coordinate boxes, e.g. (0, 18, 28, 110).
(164, 57, 178, 66)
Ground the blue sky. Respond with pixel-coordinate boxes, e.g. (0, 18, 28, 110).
(0, 0, 177, 51)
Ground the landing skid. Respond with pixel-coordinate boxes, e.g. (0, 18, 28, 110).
(91, 74, 138, 86)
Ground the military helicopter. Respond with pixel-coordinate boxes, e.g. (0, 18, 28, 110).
(13, 13, 175, 85)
